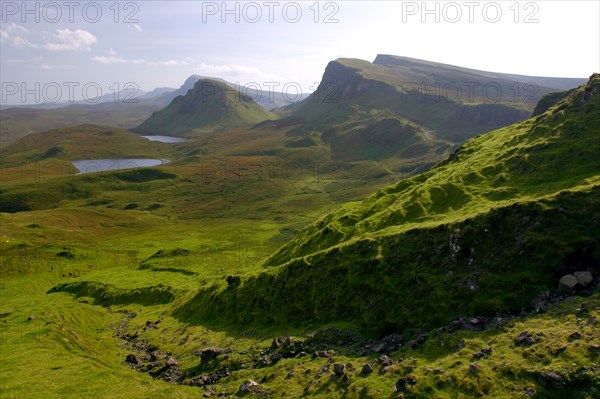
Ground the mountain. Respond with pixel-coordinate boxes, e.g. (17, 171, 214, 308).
(185, 74, 600, 336)
(374, 55, 586, 91)
(291, 55, 587, 148)
(154, 75, 310, 111)
(134, 79, 276, 136)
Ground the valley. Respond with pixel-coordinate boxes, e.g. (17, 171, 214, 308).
(1, 52, 598, 399)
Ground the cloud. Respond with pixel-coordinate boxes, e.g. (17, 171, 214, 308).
(40, 63, 76, 70)
(134, 24, 143, 32)
(91, 55, 128, 64)
(43, 29, 97, 51)
(160, 59, 190, 66)
(90, 51, 190, 67)
(0, 23, 36, 48)
(196, 63, 283, 83)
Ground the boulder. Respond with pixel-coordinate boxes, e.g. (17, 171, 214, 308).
(333, 363, 346, 376)
(558, 274, 578, 293)
(573, 271, 593, 286)
(360, 363, 373, 375)
(538, 372, 566, 389)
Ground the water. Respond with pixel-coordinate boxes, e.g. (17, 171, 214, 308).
(72, 159, 169, 175)
(141, 135, 187, 143)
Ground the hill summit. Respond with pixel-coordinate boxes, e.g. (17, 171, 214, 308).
(134, 79, 275, 136)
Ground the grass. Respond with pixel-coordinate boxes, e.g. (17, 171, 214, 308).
(0, 70, 597, 399)
(134, 79, 276, 136)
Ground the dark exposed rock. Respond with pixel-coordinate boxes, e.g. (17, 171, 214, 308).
(226, 275, 241, 288)
(515, 331, 543, 346)
(455, 338, 465, 352)
(394, 375, 417, 392)
(552, 346, 568, 356)
(378, 355, 392, 366)
(197, 346, 231, 362)
(360, 363, 373, 375)
(469, 363, 479, 375)
(333, 363, 346, 376)
(472, 347, 493, 359)
(238, 379, 267, 395)
(125, 353, 141, 365)
(538, 371, 566, 389)
(568, 332, 582, 341)
(588, 345, 600, 355)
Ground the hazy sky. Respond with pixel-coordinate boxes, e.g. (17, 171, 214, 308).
(1, 1, 599, 104)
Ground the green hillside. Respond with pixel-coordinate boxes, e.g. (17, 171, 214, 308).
(134, 79, 276, 136)
(187, 74, 600, 337)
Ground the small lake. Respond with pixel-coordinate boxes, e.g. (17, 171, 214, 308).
(142, 135, 187, 143)
(72, 159, 169, 175)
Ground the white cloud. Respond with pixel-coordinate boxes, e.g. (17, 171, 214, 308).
(134, 24, 143, 32)
(91, 55, 128, 64)
(40, 64, 76, 70)
(0, 23, 36, 48)
(43, 29, 97, 51)
(160, 59, 190, 66)
(89, 51, 189, 67)
(196, 63, 283, 83)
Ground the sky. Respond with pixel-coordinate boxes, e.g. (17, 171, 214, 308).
(1, 0, 599, 104)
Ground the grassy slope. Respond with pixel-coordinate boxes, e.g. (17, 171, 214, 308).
(0, 124, 171, 164)
(0, 77, 598, 398)
(187, 75, 600, 336)
(0, 102, 161, 148)
(134, 79, 276, 137)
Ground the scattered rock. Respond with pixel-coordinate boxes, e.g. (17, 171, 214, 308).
(238, 379, 264, 395)
(226, 275, 241, 288)
(469, 363, 479, 375)
(197, 346, 230, 362)
(576, 302, 589, 315)
(360, 363, 373, 375)
(538, 371, 566, 389)
(286, 370, 295, 378)
(525, 387, 536, 397)
(515, 331, 543, 346)
(27, 315, 36, 321)
(558, 274, 578, 293)
(588, 345, 600, 355)
(587, 316, 596, 326)
(568, 332, 582, 341)
(394, 375, 417, 392)
(125, 354, 140, 364)
(378, 355, 392, 367)
(472, 347, 493, 359)
(455, 338, 465, 352)
(166, 356, 178, 366)
(573, 271, 593, 286)
(333, 363, 346, 376)
(552, 346, 568, 356)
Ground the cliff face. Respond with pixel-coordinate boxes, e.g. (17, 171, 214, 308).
(453, 103, 530, 127)
(312, 60, 398, 104)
